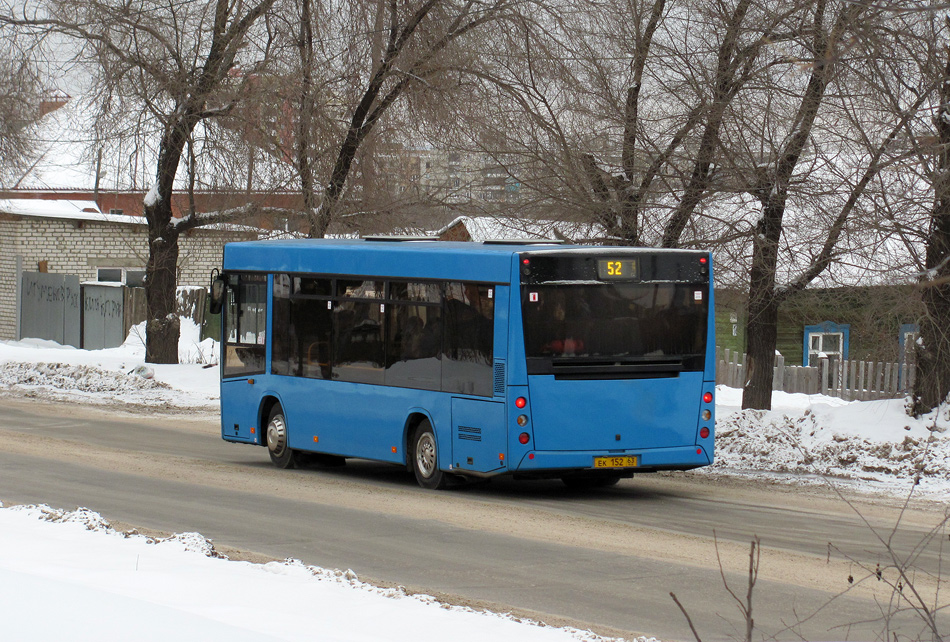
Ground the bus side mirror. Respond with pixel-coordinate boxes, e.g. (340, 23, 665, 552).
(209, 274, 226, 315)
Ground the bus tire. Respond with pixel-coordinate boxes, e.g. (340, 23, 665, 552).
(412, 419, 447, 490)
(266, 404, 296, 469)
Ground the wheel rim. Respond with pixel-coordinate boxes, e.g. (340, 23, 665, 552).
(415, 432, 437, 479)
(267, 414, 287, 457)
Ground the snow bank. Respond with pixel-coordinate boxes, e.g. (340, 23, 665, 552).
(711, 386, 950, 497)
(0, 504, 635, 642)
(0, 319, 218, 410)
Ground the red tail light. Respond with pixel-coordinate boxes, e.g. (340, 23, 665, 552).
(519, 432, 530, 445)
(703, 392, 713, 404)
(515, 397, 527, 409)
(700, 427, 710, 439)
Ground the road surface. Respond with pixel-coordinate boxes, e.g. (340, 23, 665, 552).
(0, 397, 945, 640)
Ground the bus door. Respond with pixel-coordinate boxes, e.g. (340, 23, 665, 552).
(443, 282, 507, 473)
(451, 397, 506, 474)
(221, 379, 261, 443)
(220, 272, 267, 444)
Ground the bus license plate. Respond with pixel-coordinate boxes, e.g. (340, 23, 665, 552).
(593, 456, 638, 469)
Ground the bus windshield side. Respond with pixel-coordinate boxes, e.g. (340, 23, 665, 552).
(522, 282, 708, 372)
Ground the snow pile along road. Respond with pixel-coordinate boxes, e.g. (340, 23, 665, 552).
(711, 387, 950, 496)
(0, 320, 218, 411)
(0, 504, 636, 642)
(0, 362, 171, 395)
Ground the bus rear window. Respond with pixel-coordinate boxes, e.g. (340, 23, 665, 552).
(522, 282, 707, 371)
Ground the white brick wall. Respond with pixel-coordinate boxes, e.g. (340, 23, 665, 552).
(1, 215, 255, 340)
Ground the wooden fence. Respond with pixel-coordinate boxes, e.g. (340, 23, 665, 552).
(716, 347, 917, 401)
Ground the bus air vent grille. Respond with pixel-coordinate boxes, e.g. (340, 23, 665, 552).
(458, 426, 482, 442)
(493, 361, 505, 395)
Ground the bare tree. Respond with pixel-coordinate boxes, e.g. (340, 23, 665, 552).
(3, 0, 281, 363)
(731, 2, 950, 413)
(737, 0, 866, 409)
(290, 0, 523, 238)
(0, 31, 45, 182)
(433, 0, 817, 249)
(913, 16, 950, 415)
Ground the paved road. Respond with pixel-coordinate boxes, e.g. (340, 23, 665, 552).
(0, 397, 945, 641)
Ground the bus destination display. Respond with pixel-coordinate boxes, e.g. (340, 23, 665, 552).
(596, 259, 638, 280)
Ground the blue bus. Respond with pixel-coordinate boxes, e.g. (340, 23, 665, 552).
(213, 238, 715, 489)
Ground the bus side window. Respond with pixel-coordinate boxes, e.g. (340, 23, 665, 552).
(333, 300, 384, 385)
(223, 273, 267, 378)
(272, 276, 332, 379)
(271, 274, 292, 376)
(385, 281, 442, 390)
(442, 282, 494, 397)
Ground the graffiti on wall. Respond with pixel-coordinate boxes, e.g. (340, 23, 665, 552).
(20, 272, 82, 347)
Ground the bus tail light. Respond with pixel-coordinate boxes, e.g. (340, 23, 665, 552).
(519, 432, 530, 445)
(700, 427, 710, 439)
(515, 397, 527, 409)
(703, 392, 713, 404)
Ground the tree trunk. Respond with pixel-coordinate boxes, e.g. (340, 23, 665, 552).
(143, 111, 190, 364)
(144, 208, 181, 364)
(913, 47, 950, 414)
(742, 203, 782, 409)
(915, 277, 950, 413)
(296, 0, 322, 237)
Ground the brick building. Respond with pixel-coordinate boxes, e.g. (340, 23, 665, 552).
(0, 198, 257, 341)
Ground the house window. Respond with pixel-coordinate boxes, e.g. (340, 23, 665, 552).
(899, 323, 919, 362)
(97, 267, 146, 287)
(809, 332, 843, 364)
(803, 321, 849, 367)
(898, 323, 919, 389)
(804, 322, 849, 390)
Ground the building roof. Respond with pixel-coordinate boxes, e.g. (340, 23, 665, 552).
(435, 215, 605, 243)
(0, 199, 146, 225)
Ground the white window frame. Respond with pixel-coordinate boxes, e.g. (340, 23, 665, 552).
(96, 267, 146, 287)
(808, 331, 843, 362)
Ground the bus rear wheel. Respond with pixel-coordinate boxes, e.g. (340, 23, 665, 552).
(412, 420, 448, 490)
(266, 404, 297, 469)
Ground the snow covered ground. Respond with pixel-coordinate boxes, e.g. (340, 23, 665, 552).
(0, 504, 621, 642)
(711, 387, 950, 498)
(0, 321, 947, 640)
(0, 319, 220, 412)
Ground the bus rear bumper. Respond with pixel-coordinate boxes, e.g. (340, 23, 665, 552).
(512, 445, 713, 474)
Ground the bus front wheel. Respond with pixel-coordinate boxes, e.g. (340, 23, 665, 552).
(266, 404, 296, 469)
(412, 420, 448, 490)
